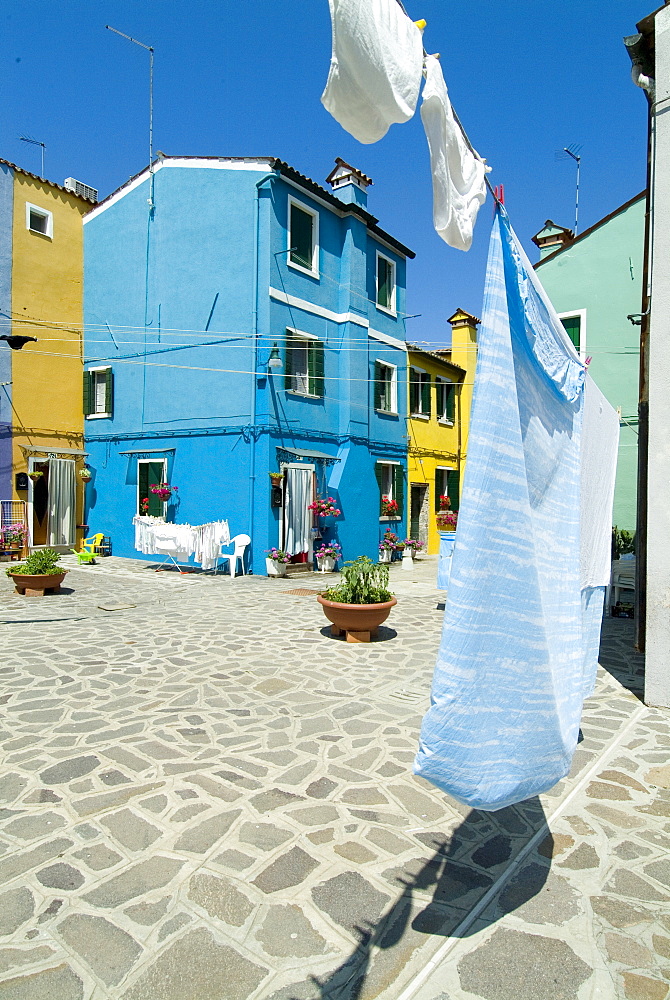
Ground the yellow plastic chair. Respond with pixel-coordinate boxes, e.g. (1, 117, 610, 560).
(80, 533, 105, 555)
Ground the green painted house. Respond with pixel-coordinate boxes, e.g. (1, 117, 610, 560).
(533, 192, 645, 531)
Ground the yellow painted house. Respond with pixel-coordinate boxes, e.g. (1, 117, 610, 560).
(407, 308, 479, 553)
(0, 159, 95, 547)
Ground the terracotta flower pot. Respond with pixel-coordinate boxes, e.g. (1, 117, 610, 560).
(317, 594, 397, 643)
(9, 571, 67, 595)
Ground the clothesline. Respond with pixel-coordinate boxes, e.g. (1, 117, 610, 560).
(133, 516, 230, 572)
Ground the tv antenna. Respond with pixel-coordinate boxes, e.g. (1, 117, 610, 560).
(106, 26, 155, 177)
(556, 144, 582, 235)
(19, 135, 46, 177)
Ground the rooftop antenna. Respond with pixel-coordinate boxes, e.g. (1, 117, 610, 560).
(18, 135, 46, 177)
(106, 26, 154, 199)
(555, 144, 582, 234)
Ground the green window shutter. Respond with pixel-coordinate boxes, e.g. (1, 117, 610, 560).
(290, 205, 313, 270)
(393, 465, 404, 518)
(560, 316, 580, 349)
(435, 470, 444, 512)
(309, 341, 325, 397)
(447, 470, 460, 512)
(446, 384, 455, 421)
(375, 463, 385, 515)
(284, 335, 294, 391)
(409, 371, 418, 414)
(374, 361, 384, 410)
(104, 370, 114, 417)
(139, 461, 164, 516)
(421, 374, 431, 416)
(83, 371, 93, 416)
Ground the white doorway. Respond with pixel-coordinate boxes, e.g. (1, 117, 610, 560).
(28, 457, 75, 549)
(281, 464, 315, 563)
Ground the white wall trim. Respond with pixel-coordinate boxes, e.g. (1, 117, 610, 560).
(84, 158, 274, 224)
(376, 249, 397, 316)
(368, 328, 407, 351)
(286, 326, 320, 342)
(269, 287, 368, 327)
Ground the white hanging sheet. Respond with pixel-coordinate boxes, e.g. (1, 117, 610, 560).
(321, 0, 424, 144)
(420, 55, 489, 252)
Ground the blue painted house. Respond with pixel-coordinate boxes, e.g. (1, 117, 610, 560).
(83, 156, 413, 573)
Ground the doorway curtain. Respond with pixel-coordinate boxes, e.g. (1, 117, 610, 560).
(47, 459, 75, 546)
(285, 467, 312, 557)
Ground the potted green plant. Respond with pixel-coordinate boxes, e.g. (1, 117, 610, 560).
(378, 530, 398, 564)
(317, 556, 396, 643)
(78, 467, 92, 482)
(1, 522, 27, 556)
(6, 548, 68, 595)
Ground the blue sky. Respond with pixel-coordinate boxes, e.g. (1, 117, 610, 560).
(2, 0, 652, 346)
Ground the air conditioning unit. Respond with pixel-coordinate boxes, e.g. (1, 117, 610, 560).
(64, 177, 98, 203)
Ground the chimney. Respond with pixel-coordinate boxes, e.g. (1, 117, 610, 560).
(325, 158, 373, 208)
(531, 220, 574, 259)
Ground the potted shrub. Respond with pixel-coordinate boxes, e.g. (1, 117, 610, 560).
(7, 548, 68, 595)
(405, 538, 425, 559)
(265, 547, 291, 577)
(1, 522, 27, 557)
(317, 556, 397, 643)
(78, 468, 92, 482)
(315, 541, 342, 573)
(381, 495, 399, 518)
(436, 495, 457, 532)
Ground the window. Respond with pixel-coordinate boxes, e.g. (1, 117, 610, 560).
(436, 377, 456, 423)
(409, 368, 431, 417)
(558, 310, 586, 355)
(376, 252, 396, 313)
(435, 467, 459, 512)
(138, 459, 166, 517)
(374, 360, 397, 414)
(375, 462, 404, 518)
(83, 368, 113, 419)
(285, 331, 324, 396)
(25, 202, 53, 238)
(289, 199, 318, 275)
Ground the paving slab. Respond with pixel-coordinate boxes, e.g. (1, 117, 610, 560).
(0, 555, 667, 999)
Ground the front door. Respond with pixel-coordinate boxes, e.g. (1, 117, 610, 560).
(283, 464, 315, 563)
(29, 458, 76, 548)
(31, 461, 50, 545)
(410, 483, 428, 545)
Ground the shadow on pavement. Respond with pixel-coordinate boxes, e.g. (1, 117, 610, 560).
(278, 798, 551, 1000)
(319, 626, 398, 643)
(598, 616, 644, 700)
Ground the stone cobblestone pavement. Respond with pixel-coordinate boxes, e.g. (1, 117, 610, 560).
(0, 555, 668, 1000)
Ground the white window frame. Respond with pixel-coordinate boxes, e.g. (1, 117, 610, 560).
(85, 365, 112, 420)
(26, 202, 53, 239)
(137, 458, 167, 517)
(377, 459, 401, 521)
(288, 196, 319, 278)
(376, 250, 397, 316)
(557, 309, 587, 359)
(435, 376, 455, 425)
(409, 366, 430, 419)
(285, 327, 322, 397)
(375, 359, 398, 415)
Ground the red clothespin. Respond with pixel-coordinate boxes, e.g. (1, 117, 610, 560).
(585, 356, 592, 368)
(494, 184, 505, 205)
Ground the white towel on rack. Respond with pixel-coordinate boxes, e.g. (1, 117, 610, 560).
(420, 55, 489, 252)
(321, 0, 424, 144)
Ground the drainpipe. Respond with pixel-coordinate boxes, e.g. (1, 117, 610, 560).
(249, 171, 278, 568)
(624, 32, 655, 650)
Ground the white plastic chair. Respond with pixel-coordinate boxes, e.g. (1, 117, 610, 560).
(217, 534, 250, 577)
(608, 556, 635, 614)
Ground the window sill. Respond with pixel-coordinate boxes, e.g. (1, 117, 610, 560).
(28, 229, 53, 240)
(410, 412, 430, 421)
(287, 260, 320, 280)
(380, 516, 401, 522)
(376, 303, 397, 318)
(375, 408, 398, 417)
(438, 418, 454, 426)
(85, 412, 112, 420)
(286, 390, 322, 400)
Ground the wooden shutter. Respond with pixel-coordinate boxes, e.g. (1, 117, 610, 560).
(560, 316, 580, 349)
(290, 205, 313, 270)
(83, 371, 93, 416)
(104, 370, 114, 417)
(446, 383, 455, 422)
(139, 461, 164, 516)
(284, 335, 294, 391)
(393, 465, 404, 518)
(374, 361, 384, 410)
(447, 470, 460, 512)
(375, 463, 385, 515)
(435, 469, 446, 512)
(409, 370, 418, 414)
(421, 374, 431, 416)
(309, 341, 325, 397)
